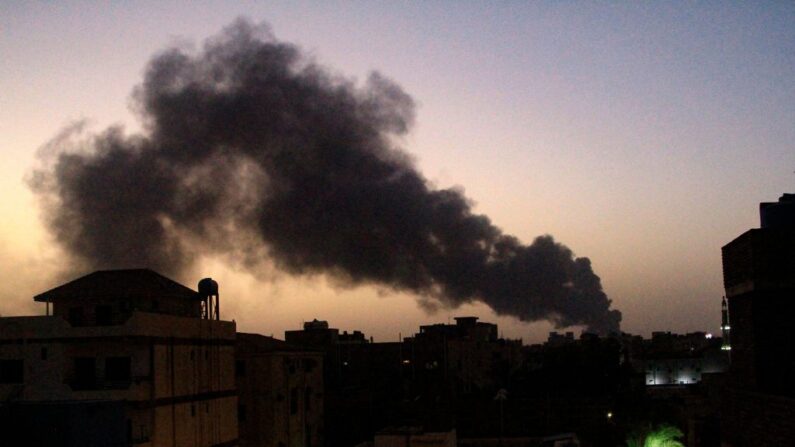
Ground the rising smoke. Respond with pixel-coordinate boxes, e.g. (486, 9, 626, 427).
(30, 19, 621, 333)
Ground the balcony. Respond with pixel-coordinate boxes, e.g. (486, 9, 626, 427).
(68, 376, 148, 391)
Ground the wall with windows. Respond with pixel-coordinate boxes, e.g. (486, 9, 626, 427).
(236, 333, 324, 447)
(0, 311, 238, 447)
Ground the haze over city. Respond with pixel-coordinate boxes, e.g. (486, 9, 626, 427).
(1, 2, 794, 343)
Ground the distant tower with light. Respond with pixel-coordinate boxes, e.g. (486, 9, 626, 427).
(720, 296, 731, 351)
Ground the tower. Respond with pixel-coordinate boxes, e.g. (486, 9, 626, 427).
(198, 277, 220, 320)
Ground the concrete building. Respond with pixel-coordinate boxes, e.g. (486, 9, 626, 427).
(0, 269, 238, 447)
(236, 333, 323, 447)
(630, 331, 728, 386)
(720, 193, 795, 446)
(546, 332, 576, 348)
(413, 316, 522, 396)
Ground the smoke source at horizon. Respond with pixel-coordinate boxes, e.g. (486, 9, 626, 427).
(30, 19, 621, 334)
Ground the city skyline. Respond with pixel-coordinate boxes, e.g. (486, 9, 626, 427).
(2, 2, 794, 343)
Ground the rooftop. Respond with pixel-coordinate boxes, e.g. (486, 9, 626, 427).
(237, 332, 321, 353)
(33, 269, 198, 303)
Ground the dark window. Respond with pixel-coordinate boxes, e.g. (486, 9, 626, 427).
(191, 404, 195, 417)
(151, 301, 159, 311)
(190, 350, 195, 360)
(105, 357, 131, 382)
(305, 386, 312, 411)
(303, 358, 316, 372)
(290, 387, 298, 414)
(74, 357, 96, 389)
(238, 404, 246, 422)
(95, 305, 113, 325)
(41, 347, 48, 360)
(0, 359, 23, 383)
(236, 359, 246, 377)
(68, 307, 85, 326)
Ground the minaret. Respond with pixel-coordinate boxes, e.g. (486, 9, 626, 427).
(720, 296, 731, 351)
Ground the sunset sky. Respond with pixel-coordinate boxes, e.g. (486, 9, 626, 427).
(1, 2, 793, 343)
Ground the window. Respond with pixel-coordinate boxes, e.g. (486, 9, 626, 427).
(95, 305, 113, 325)
(68, 307, 85, 326)
(290, 388, 298, 414)
(236, 360, 246, 377)
(238, 404, 246, 422)
(73, 357, 96, 389)
(191, 404, 196, 417)
(305, 387, 312, 411)
(41, 347, 48, 360)
(105, 357, 131, 382)
(0, 359, 23, 383)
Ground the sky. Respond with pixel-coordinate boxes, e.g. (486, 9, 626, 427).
(1, 1, 793, 343)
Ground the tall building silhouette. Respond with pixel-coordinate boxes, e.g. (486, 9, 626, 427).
(721, 193, 795, 446)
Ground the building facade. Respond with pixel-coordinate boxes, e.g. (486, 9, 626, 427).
(0, 269, 238, 447)
(720, 193, 795, 446)
(236, 333, 324, 447)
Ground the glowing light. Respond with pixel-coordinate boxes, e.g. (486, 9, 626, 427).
(607, 412, 613, 419)
(705, 333, 713, 339)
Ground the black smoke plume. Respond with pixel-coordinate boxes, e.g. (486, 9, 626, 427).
(31, 19, 621, 333)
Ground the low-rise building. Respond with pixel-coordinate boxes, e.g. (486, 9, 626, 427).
(236, 333, 323, 447)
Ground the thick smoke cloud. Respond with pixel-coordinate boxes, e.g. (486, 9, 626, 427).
(31, 19, 621, 333)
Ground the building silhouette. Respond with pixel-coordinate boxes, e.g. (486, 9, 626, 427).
(236, 333, 323, 447)
(0, 269, 238, 446)
(721, 193, 795, 446)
